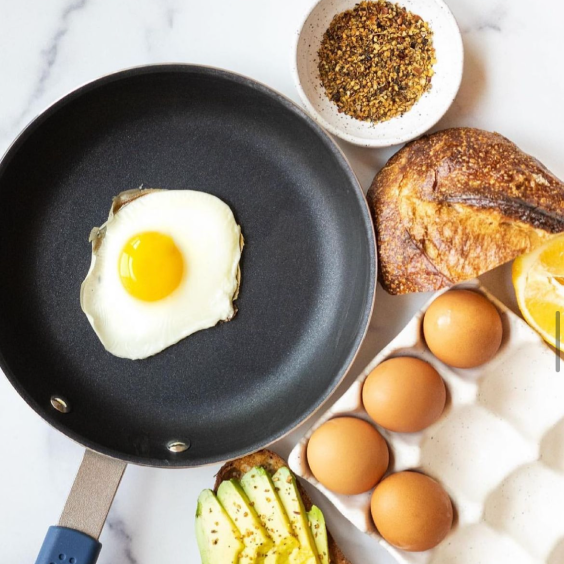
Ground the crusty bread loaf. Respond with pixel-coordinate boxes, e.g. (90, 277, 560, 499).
(367, 127, 564, 294)
(214, 449, 351, 564)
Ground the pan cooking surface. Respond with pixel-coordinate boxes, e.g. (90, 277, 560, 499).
(0, 66, 375, 466)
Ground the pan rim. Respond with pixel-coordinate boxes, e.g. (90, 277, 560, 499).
(0, 63, 377, 468)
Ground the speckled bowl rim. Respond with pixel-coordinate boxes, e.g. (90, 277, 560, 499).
(291, 0, 465, 148)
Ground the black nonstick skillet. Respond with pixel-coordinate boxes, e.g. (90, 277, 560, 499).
(0, 65, 376, 563)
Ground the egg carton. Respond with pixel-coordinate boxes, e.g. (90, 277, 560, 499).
(289, 281, 564, 564)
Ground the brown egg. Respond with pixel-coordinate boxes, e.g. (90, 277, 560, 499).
(371, 471, 453, 552)
(423, 290, 503, 368)
(362, 357, 446, 433)
(306, 417, 389, 495)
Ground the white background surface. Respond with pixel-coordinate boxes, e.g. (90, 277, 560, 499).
(0, 0, 563, 562)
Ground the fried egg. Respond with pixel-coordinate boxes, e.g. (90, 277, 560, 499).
(80, 189, 243, 359)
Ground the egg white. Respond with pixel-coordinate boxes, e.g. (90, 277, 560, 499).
(80, 189, 243, 359)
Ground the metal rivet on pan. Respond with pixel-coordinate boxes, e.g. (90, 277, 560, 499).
(167, 440, 190, 453)
(50, 396, 71, 414)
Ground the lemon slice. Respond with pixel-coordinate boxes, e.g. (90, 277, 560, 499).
(513, 233, 564, 349)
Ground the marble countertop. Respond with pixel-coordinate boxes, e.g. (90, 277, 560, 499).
(1, 0, 563, 562)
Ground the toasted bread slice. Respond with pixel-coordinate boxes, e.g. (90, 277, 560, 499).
(214, 449, 351, 564)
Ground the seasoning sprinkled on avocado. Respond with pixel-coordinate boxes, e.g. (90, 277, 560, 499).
(196, 466, 331, 563)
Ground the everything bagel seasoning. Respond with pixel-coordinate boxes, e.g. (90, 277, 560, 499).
(318, 1, 436, 123)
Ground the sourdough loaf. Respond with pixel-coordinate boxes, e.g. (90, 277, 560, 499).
(368, 127, 564, 294)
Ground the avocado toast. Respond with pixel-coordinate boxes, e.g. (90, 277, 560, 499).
(196, 449, 351, 564)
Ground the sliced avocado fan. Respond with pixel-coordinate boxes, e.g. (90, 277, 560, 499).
(195, 467, 330, 564)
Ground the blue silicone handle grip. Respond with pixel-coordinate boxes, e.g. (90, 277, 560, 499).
(35, 526, 102, 564)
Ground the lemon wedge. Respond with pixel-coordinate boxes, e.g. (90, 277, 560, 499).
(513, 233, 564, 349)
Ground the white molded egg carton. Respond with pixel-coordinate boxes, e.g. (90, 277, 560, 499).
(289, 282, 564, 564)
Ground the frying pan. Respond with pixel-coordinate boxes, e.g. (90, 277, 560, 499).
(0, 65, 375, 563)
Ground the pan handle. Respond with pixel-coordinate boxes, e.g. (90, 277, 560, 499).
(35, 449, 127, 564)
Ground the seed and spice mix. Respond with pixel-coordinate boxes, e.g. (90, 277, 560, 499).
(318, 1, 436, 123)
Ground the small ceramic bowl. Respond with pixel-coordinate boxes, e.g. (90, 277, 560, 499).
(292, 0, 464, 147)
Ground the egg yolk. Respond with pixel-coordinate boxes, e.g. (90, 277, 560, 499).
(119, 232, 184, 301)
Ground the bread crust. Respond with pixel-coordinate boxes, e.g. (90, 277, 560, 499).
(214, 449, 351, 564)
(367, 127, 564, 294)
